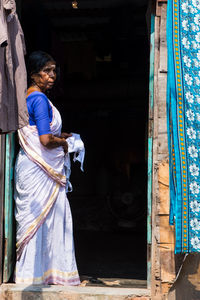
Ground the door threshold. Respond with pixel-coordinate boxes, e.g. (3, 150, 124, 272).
(0, 283, 151, 300)
(80, 276, 147, 288)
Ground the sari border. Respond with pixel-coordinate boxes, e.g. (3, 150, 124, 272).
(169, 0, 190, 253)
(15, 269, 80, 285)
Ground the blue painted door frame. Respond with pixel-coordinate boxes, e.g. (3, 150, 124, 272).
(0, 135, 5, 284)
(147, 12, 155, 289)
(3, 133, 15, 282)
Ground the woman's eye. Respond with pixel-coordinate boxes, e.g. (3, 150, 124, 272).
(42, 67, 56, 75)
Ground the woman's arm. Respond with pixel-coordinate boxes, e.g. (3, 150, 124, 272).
(29, 94, 68, 152)
(29, 93, 69, 152)
(40, 134, 68, 153)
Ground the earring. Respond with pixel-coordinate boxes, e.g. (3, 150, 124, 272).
(72, 0, 78, 9)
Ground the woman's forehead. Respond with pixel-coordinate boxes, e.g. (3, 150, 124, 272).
(44, 61, 56, 68)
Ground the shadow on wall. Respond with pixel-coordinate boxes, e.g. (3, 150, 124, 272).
(168, 254, 200, 300)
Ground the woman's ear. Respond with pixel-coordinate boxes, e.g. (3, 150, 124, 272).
(31, 73, 39, 84)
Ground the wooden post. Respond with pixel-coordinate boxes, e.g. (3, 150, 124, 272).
(151, 2, 177, 298)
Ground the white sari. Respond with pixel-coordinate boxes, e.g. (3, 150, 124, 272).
(14, 101, 80, 285)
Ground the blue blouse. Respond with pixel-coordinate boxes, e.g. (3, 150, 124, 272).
(26, 91, 53, 136)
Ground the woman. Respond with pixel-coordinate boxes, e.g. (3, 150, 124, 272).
(14, 51, 80, 285)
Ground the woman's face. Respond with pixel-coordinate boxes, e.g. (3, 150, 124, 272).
(31, 61, 57, 92)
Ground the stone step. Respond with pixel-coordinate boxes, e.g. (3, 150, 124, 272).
(0, 284, 151, 300)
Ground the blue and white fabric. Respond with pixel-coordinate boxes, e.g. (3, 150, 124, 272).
(167, 0, 200, 253)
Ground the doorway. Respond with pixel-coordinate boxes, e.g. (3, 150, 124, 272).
(19, 0, 150, 285)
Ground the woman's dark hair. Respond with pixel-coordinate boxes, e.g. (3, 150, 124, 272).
(27, 51, 59, 86)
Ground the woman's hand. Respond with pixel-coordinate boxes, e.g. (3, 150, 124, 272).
(60, 132, 72, 139)
(62, 139, 69, 154)
(39, 134, 69, 153)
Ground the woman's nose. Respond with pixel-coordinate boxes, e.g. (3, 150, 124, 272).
(49, 70, 56, 78)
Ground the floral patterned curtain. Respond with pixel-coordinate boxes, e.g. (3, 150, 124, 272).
(167, 0, 200, 253)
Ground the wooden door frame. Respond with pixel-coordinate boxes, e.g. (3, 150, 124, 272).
(147, 11, 155, 290)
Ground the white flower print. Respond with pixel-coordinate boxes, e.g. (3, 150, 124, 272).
(189, 5, 198, 13)
(191, 24, 199, 32)
(196, 96, 200, 104)
(186, 92, 194, 103)
(185, 73, 193, 85)
(182, 2, 189, 13)
(182, 19, 189, 31)
(192, 41, 198, 50)
(197, 113, 200, 122)
(186, 109, 195, 121)
(190, 200, 200, 212)
(194, 14, 200, 26)
(183, 56, 191, 67)
(197, 51, 200, 60)
(194, 59, 200, 68)
(195, 32, 200, 43)
(190, 182, 200, 194)
(195, 77, 200, 86)
(182, 37, 190, 49)
(187, 127, 196, 139)
(190, 218, 200, 230)
(188, 145, 198, 158)
(189, 164, 199, 176)
(191, 236, 200, 249)
(192, 0, 200, 8)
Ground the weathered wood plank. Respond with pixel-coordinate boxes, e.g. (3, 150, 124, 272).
(158, 133, 168, 154)
(159, 215, 175, 244)
(151, 13, 162, 296)
(158, 153, 169, 162)
(159, 243, 175, 284)
(159, 4, 168, 73)
(158, 161, 170, 215)
(158, 73, 167, 119)
(158, 117, 167, 135)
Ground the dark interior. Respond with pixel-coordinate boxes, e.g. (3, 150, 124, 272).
(19, 0, 150, 283)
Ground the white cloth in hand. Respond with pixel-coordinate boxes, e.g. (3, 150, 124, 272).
(64, 133, 85, 193)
